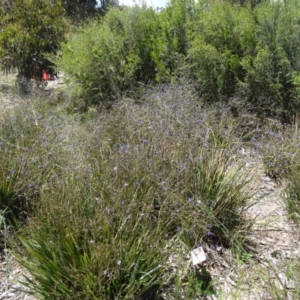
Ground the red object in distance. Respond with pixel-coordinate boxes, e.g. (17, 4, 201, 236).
(42, 70, 51, 81)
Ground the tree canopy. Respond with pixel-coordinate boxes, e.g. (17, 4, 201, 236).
(0, 0, 118, 78)
(63, 0, 119, 19)
(0, 0, 67, 77)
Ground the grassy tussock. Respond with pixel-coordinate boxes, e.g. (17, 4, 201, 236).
(0, 83, 255, 298)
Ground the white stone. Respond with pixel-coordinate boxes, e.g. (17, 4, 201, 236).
(191, 246, 207, 266)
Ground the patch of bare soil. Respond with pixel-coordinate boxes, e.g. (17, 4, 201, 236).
(0, 252, 36, 300)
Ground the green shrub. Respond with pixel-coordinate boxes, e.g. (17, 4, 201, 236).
(239, 1, 299, 121)
(154, 0, 195, 81)
(56, 2, 196, 106)
(187, 0, 300, 121)
(0, 0, 67, 78)
(53, 0, 300, 120)
(239, 0, 300, 121)
(189, 40, 229, 101)
(56, 15, 138, 105)
(56, 6, 163, 106)
(188, 1, 247, 101)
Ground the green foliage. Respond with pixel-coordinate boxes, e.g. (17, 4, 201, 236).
(0, 0, 68, 78)
(56, 7, 156, 105)
(16, 0, 298, 120)
(56, 2, 195, 106)
(16, 222, 164, 299)
(189, 40, 226, 101)
(63, 0, 97, 18)
(154, 0, 194, 81)
(188, 1, 247, 101)
(187, 0, 300, 121)
(62, 0, 114, 20)
(239, 1, 299, 121)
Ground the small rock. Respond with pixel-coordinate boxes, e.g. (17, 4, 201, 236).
(216, 246, 223, 254)
(261, 176, 272, 182)
(278, 272, 294, 289)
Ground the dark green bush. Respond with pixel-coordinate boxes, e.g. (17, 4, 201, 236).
(56, 0, 300, 118)
(188, 0, 300, 121)
(239, 1, 300, 121)
(56, 2, 195, 106)
(188, 1, 247, 101)
(56, 7, 160, 105)
(0, 0, 67, 79)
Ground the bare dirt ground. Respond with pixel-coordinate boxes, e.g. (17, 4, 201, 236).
(0, 73, 299, 299)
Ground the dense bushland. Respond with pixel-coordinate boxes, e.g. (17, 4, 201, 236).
(55, 1, 192, 105)
(56, 0, 300, 121)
